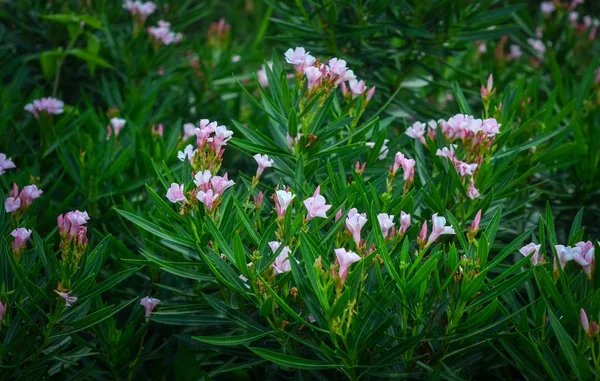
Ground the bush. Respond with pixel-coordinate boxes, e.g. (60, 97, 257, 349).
(0, 0, 599, 379)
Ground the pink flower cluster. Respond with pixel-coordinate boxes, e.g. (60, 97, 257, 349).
(554, 241, 595, 279)
(0, 153, 16, 176)
(11, 228, 32, 255)
(284, 47, 375, 99)
(5, 183, 43, 214)
(123, 0, 156, 22)
(148, 21, 183, 47)
(57, 210, 90, 246)
(436, 145, 481, 199)
(569, 12, 599, 40)
(407, 114, 501, 148)
(166, 172, 235, 212)
(377, 211, 411, 240)
(179, 119, 233, 168)
(24, 97, 64, 119)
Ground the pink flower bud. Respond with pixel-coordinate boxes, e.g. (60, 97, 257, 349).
(367, 86, 376, 101)
(470, 210, 482, 234)
(254, 191, 264, 208)
(581, 308, 590, 333)
(335, 208, 343, 222)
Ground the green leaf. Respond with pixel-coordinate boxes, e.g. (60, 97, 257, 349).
(69, 49, 114, 69)
(193, 332, 272, 346)
(248, 348, 338, 370)
(548, 310, 582, 380)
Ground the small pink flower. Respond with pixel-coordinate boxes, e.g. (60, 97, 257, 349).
(335, 209, 343, 222)
(140, 296, 160, 317)
(469, 210, 482, 235)
(540, 2, 555, 14)
(0, 153, 16, 175)
(211, 125, 233, 153)
(418, 221, 428, 247)
(406, 122, 427, 144)
(519, 243, 543, 266)
(377, 213, 395, 239)
(555, 245, 577, 269)
(275, 189, 295, 218)
(399, 211, 411, 235)
(210, 174, 235, 195)
(454, 160, 478, 178)
(194, 119, 217, 147)
(24, 97, 64, 119)
(193, 170, 212, 191)
(426, 213, 455, 246)
(334, 248, 361, 282)
(401, 158, 416, 182)
(574, 241, 595, 277)
(19, 185, 43, 206)
(177, 145, 195, 162)
(11, 228, 32, 254)
(284, 47, 316, 73)
(507, 44, 522, 60)
(5, 197, 20, 213)
(346, 208, 368, 245)
(123, 1, 157, 21)
(166, 183, 187, 203)
(269, 241, 292, 275)
(254, 154, 274, 177)
(57, 210, 90, 236)
(581, 309, 590, 333)
(55, 290, 77, 307)
(467, 180, 480, 200)
(197, 189, 219, 211)
(436, 145, 456, 160)
(0, 301, 6, 324)
(254, 191, 264, 208)
(348, 79, 366, 99)
(152, 124, 164, 137)
(257, 61, 273, 88)
(366, 86, 376, 101)
(327, 58, 350, 82)
(304, 66, 323, 90)
(303, 186, 332, 220)
(527, 38, 546, 57)
(183, 123, 197, 141)
(148, 20, 183, 46)
(110, 118, 126, 137)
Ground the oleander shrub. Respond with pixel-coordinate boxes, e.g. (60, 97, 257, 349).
(1, 0, 599, 379)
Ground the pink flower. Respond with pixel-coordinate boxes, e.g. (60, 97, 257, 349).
(11, 228, 32, 254)
(257, 61, 273, 87)
(183, 123, 197, 141)
(367, 86, 376, 101)
(197, 189, 219, 211)
(152, 124, 164, 137)
(366, 140, 389, 161)
(57, 210, 90, 236)
(469, 210, 482, 235)
(418, 220, 428, 247)
(348, 79, 366, 98)
(467, 180, 480, 200)
(327, 58, 350, 83)
(334, 248, 361, 282)
(399, 211, 411, 235)
(5, 197, 20, 213)
(555, 244, 577, 269)
(210, 174, 234, 195)
(406, 122, 426, 144)
(0, 301, 6, 324)
(211, 125, 233, 153)
(55, 290, 77, 307)
(123, 1, 157, 21)
(193, 170, 212, 190)
(454, 160, 478, 178)
(581, 308, 590, 333)
(527, 38, 546, 57)
(269, 241, 292, 275)
(304, 66, 323, 90)
(195, 119, 217, 147)
(540, 2, 555, 14)
(254, 191, 264, 208)
(335, 209, 343, 222)
(0, 153, 16, 175)
(569, 12, 579, 26)
(109, 118, 126, 137)
(574, 241, 595, 276)
(520, 243, 543, 266)
(148, 20, 183, 46)
(140, 296, 160, 317)
(166, 183, 187, 203)
(275, 189, 295, 218)
(303, 186, 332, 220)
(377, 213, 395, 239)
(24, 97, 64, 119)
(19, 185, 43, 206)
(481, 118, 501, 137)
(507, 44, 522, 60)
(284, 47, 316, 73)
(346, 208, 368, 245)
(436, 145, 456, 160)
(426, 214, 455, 246)
(254, 154, 274, 177)
(401, 158, 416, 182)
(177, 144, 195, 162)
